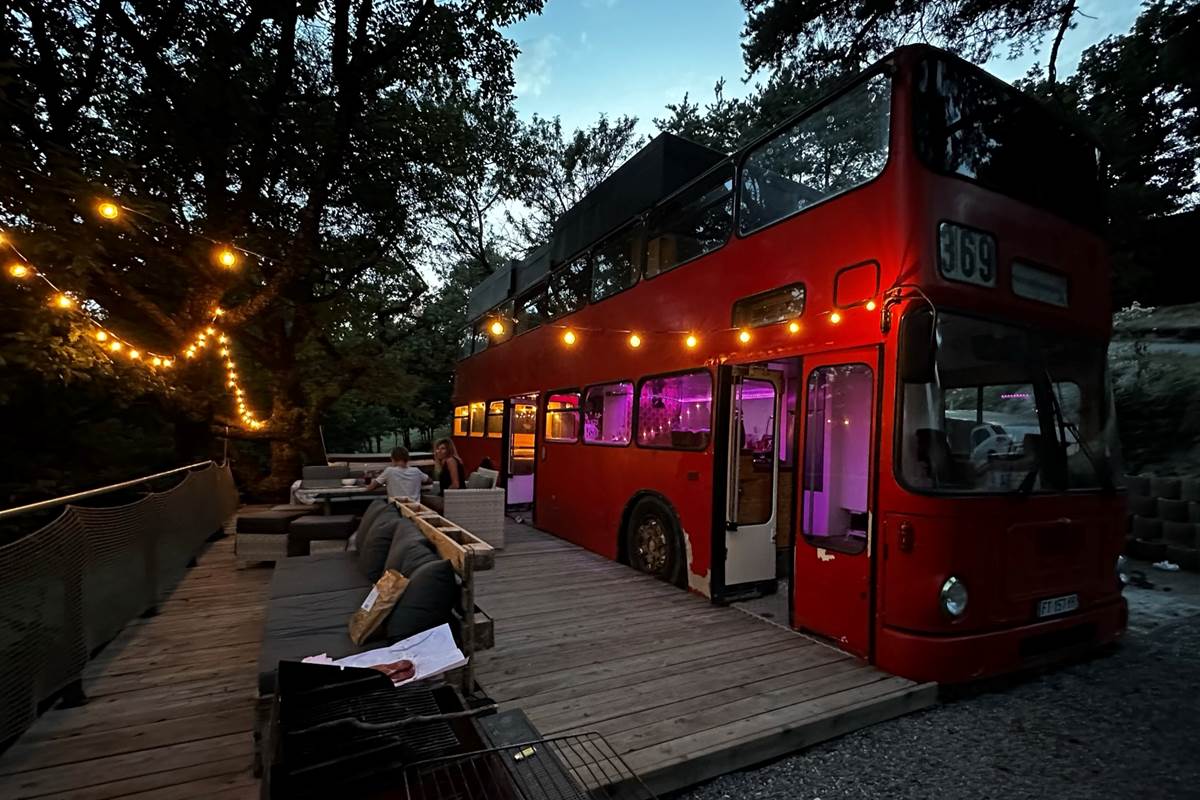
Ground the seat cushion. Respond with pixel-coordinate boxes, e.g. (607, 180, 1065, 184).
(236, 510, 307, 534)
(384, 560, 458, 641)
(258, 587, 372, 695)
(465, 473, 493, 489)
(289, 514, 357, 540)
(269, 553, 369, 600)
(358, 511, 401, 582)
(352, 499, 392, 552)
(302, 465, 351, 481)
(384, 519, 439, 577)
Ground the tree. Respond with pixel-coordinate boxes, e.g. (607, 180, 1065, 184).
(741, 0, 1085, 88)
(1019, 0, 1200, 303)
(0, 0, 542, 493)
(506, 114, 643, 252)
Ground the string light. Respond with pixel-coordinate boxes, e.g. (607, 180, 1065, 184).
(628, 333, 642, 349)
(216, 247, 239, 268)
(562, 330, 577, 346)
(489, 320, 505, 336)
(830, 311, 842, 324)
(788, 321, 801, 334)
(865, 299, 877, 311)
(685, 334, 698, 349)
(2, 204, 266, 431)
(737, 329, 751, 344)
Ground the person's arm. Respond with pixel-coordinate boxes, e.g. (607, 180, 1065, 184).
(447, 459, 462, 489)
(366, 467, 388, 492)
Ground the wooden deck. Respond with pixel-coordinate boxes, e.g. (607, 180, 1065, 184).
(473, 522, 938, 796)
(0, 535, 268, 800)
(0, 519, 935, 800)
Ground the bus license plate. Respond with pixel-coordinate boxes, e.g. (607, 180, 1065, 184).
(1037, 594, 1079, 619)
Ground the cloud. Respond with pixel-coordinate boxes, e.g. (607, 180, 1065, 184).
(579, 31, 589, 48)
(515, 34, 560, 98)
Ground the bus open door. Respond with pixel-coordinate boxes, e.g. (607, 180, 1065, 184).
(793, 348, 881, 659)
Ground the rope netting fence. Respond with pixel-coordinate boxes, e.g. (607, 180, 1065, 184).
(0, 461, 237, 746)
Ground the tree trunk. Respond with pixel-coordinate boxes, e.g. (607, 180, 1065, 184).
(403, 428, 412, 449)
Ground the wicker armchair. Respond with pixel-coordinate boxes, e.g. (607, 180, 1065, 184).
(440, 488, 506, 549)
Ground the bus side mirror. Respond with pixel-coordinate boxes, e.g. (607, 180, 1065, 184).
(899, 310, 937, 384)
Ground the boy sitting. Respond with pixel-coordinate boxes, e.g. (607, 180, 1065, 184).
(366, 446, 430, 501)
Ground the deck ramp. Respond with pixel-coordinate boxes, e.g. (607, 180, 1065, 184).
(473, 521, 937, 796)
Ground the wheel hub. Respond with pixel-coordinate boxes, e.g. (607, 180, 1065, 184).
(635, 516, 668, 574)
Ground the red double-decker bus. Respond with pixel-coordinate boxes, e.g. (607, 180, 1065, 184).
(450, 45, 1127, 683)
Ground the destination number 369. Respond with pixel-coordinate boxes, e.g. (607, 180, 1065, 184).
(938, 222, 997, 288)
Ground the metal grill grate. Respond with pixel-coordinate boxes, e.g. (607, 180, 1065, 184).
(403, 732, 655, 800)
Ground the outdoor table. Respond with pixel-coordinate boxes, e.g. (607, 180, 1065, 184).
(296, 486, 386, 515)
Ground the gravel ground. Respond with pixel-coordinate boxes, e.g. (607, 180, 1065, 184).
(680, 592, 1200, 800)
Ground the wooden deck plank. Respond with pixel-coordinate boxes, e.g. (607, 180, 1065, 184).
(474, 521, 936, 796)
(0, 535, 267, 800)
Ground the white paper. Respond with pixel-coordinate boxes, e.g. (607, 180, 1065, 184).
(360, 587, 379, 611)
(305, 624, 467, 686)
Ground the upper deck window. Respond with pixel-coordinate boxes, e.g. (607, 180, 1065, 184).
(591, 223, 642, 302)
(732, 282, 807, 328)
(547, 258, 589, 320)
(516, 284, 550, 334)
(645, 164, 734, 278)
(739, 72, 892, 235)
(913, 56, 1103, 229)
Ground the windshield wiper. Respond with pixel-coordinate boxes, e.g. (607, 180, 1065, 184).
(1045, 368, 1115, 493)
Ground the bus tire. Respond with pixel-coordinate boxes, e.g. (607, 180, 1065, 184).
(625, 496, 684, 587)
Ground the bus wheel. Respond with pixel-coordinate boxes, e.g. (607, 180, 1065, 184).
(626, 497, 683, 586)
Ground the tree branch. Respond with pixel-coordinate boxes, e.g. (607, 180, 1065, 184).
(1048, 0, 1078, 89)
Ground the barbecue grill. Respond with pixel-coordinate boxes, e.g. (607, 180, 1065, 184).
(266, 660, 490, 799)
(402, 733, 655, 800)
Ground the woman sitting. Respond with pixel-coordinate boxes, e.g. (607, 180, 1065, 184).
(422, 437, 464, 512)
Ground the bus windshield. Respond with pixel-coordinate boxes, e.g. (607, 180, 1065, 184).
(912, 55, 1104, 229)
(898, 311, 1122, 494)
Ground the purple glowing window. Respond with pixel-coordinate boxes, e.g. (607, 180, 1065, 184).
(584, 382, 633, 445)
(637, 371, 712, 449)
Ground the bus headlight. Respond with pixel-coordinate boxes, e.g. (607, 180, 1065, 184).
(1117, 554, 1130, 586)
(940, 576, 969, 617)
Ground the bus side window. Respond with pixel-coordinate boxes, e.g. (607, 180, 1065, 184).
(516, 283, 549, 333)
(645, 165, 734, 278)
(547, 258, 589, 319)
(545, 392, 581, 443)
(591, 222, 643, 302)
(453, 405, 469, 436)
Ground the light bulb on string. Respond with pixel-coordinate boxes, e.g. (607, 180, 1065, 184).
(215, 247, 239, 268)
(95, 330, 108, 342)
(128, 349, 140, 360)
(562, 330, 577, 346)
(738, 329, 751, 344)
(96, 201, 121, 220)
(217, 334, 228, 344)
(685, 334, 698, 349)
(109, 341, 122, 353)
(162, 359, 173, 369)
(865, 299, 877, 311)
(628, 333, 642, 349)
(151, 357, 162, 367)
(830, 311, 842, 324)
(8, 262, 30, 279)
(788, 321, 801, 334)
(213, 307, 225, 317)
(205, 326, 215, 336)
(53, 293, 74, 309)
(489, 320, 505, 336)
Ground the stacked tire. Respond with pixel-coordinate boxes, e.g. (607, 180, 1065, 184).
(1126, 474, 1200, 570)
